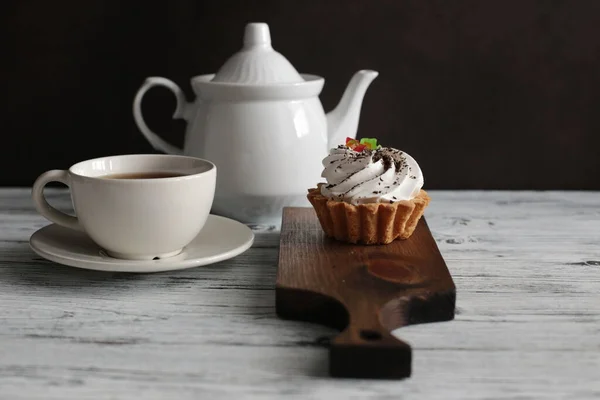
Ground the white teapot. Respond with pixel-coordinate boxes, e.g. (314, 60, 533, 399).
(133, 22, 378, 224)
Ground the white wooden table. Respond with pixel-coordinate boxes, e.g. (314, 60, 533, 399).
(1, 189, 599, 399)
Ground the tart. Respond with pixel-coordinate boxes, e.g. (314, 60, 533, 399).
(307, 138, 430, 245)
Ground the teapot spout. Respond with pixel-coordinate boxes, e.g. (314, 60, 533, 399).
(326, 70, 378, 147)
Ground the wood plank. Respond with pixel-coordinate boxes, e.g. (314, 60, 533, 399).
(276, 208, 455, 378)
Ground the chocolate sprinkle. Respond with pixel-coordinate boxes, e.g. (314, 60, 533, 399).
(372, 147, 407, 172)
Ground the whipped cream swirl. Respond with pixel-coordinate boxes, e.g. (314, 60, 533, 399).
(320, 145, 424, 205)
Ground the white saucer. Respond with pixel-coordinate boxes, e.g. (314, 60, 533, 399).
(29, 215, 254, 273)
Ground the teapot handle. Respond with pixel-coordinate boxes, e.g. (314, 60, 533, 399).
(133, 77, 188, 155)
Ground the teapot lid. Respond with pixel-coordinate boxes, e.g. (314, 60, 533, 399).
(211, 23, 305, 85)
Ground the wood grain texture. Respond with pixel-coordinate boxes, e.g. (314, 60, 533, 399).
(0, 189, 599, 399)
(276, 208, 455, 378)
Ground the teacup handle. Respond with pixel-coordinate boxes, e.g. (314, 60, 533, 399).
(32, 170, 82, 231)
(133, 77, 188, 155)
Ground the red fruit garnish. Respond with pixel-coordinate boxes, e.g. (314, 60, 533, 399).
(353, 144, 367, 152)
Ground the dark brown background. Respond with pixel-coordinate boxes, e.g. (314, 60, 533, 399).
(3, 0, 600, 189)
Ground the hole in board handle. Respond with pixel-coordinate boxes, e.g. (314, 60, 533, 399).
(360, 329, 382, 341)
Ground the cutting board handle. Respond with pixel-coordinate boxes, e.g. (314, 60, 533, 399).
(331, 290, 457, 378)
(276, 288, 415, 378)
(330, 321, 411, 378)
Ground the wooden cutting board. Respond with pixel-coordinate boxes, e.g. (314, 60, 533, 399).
(276, 207, 456, 379)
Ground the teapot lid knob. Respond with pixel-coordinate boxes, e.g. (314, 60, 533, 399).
(210, 22, 304, 85)
(243, 23, 272, 49)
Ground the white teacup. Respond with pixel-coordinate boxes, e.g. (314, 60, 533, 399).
(32, 154, 216, 260)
